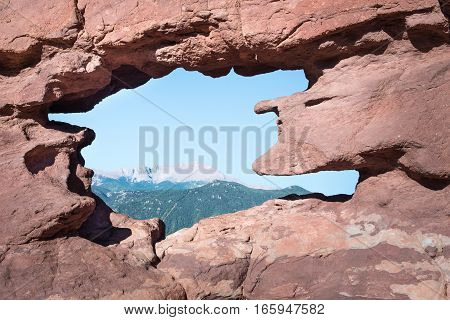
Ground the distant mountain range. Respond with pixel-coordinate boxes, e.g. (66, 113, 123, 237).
(93, 167, 310, 234)
(93, 165, 246, 191)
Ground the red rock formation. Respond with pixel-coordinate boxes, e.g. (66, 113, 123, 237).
(157, 170, 449, 299)
(0, 0, 449, 299)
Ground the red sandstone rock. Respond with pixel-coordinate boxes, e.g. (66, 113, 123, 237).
(253, 44, 450, 182)
(1, 237, 185, 299)
(0, 0, 449, 299)
(106, 213, 165, 267)
(79, 196, 164, 267)
(157, 171, 449, 299)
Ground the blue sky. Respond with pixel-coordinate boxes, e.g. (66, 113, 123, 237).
(50, 68, 358, 195)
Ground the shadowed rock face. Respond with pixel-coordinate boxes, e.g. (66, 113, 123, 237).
(253, 46, 450, 182)
(0, 0, 449, 299)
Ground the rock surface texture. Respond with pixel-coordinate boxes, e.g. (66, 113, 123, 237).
(0, 0, 449, 299)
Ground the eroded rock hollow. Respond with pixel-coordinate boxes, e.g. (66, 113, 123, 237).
(0, 0, 449, 299)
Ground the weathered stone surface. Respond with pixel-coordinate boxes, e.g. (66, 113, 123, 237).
(157, 171, 450, 299)
(0, 236, 185, 299)
(0, 0, 449, 299)
(0, 120, 96, 246)
(79, 196, 165, 267)
(105, 213, 165, 267)
(253, 44, 450, 182)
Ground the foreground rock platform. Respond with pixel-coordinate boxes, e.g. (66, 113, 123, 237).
(0, 0, 449, 299)
(157, 171, 449, 299)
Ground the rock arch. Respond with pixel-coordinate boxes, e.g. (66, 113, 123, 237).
(0, 0, 449, 299)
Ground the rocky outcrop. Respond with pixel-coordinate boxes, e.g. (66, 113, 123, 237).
(253, 44, 450, 183)
(79, 196, 165, 267)
(105, 213, 165, 267)
(0, 0, 449, 299)
(157, 170, 449, 299)
(1, 236, 186, 299)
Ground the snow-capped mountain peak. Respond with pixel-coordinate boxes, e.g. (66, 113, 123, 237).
(92, 164, 280, 191)
(93, 167, 153, 183)
(92, 164, 244, 191)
